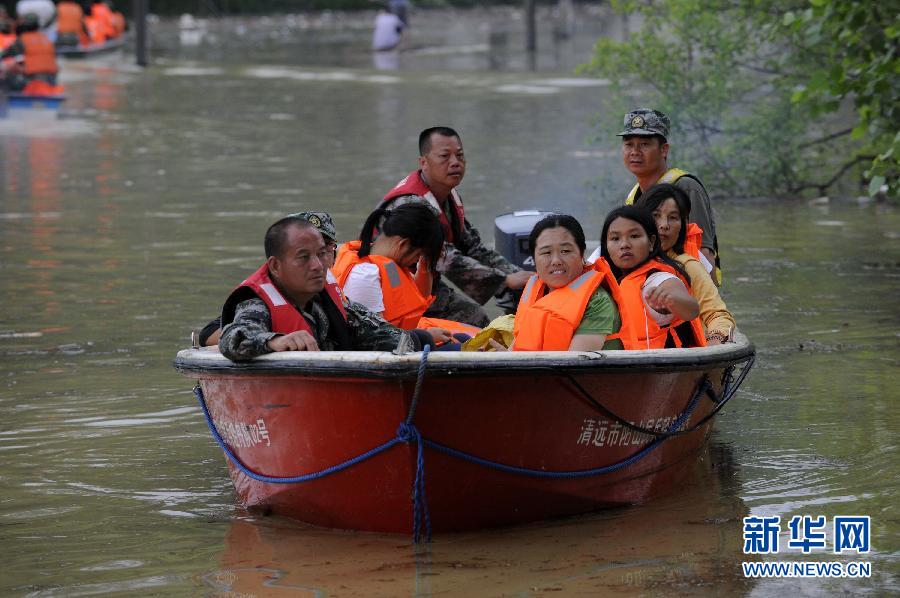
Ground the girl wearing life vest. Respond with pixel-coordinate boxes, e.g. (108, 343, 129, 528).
(508, 214, 622, 352)
(637, 184, 735, 345)
(332, 203, 479, 348)
(598, 206, 705, 350)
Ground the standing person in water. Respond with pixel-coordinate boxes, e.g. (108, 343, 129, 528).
(371, 5, 404, 52)
(382, 126, 532, 327)
(637, 184, 736, 345)
(618, 108, 721, 285)
(332, 203, 479, 349)
(597, 205, 705, 350)
(509, 214, 623, 352)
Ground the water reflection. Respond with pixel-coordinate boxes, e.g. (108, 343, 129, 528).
(205, 441, 755, 596)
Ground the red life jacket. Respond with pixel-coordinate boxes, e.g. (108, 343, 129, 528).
(0, 32, 16, 51)
(513, 266, 619, 351)
(605, 258, 706, 350)
(20, 31, 58, 75)
(382, 170, 466, 246)
(333, 241, 479, 336)
(221, 263, 347, 335)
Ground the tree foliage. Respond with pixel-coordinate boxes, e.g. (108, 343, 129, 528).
(582, 0, 899, 199)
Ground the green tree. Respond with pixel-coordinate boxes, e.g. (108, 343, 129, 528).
(582, 0, 899, 199)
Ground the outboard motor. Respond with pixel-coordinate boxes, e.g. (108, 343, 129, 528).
(493, 210, 555, 314)
(494, 210, 555, 268)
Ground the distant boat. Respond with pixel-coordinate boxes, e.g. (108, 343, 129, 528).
(5, 92, 66, 109)
(175, 334, 755, 537)
(56, 35, 125, 58)
(2, 80, 66, 111)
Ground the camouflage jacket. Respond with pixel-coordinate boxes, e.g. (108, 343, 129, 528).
(218, 295, 414, 361)
(387, 194, 520, 305)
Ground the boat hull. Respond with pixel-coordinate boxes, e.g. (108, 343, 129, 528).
(56, 36, 124, 57)
(5, 93, 66, 109)
(176, 338, 754, 534)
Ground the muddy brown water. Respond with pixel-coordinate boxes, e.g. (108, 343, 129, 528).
(0, 8, 897, 596)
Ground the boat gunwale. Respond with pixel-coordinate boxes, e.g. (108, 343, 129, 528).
(174, 333, 754, 379)
(56, 36, 126, 57)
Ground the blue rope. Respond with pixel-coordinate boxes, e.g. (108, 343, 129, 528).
(402, 345, 431, 541)
(422, 381, 705, 479)
(406, 344, 430, 424)
(194, 384, 403, 484)
(397, 421, 431, 543)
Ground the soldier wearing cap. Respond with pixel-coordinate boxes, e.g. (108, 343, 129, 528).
(197, 210, 343, 347)
(618, 108, 721, 285)
(381, 126, 533, 327)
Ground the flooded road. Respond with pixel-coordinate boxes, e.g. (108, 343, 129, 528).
(1, 8, 897, 596)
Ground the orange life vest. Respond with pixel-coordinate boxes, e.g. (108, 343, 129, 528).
(221, 262, 348, 335)
(333, 241, 478, 336)
(382, 170, 466, 246)
(684, 223, 703, 261)
(84, 15, 104, 43)
(604, 258, 706, 350)
(90, 2, 116, 39)
(20, 31, 58, 76)
(513, 267, 618, 351)
(56, 2, 85, 35)
(111, 12, 126, 37)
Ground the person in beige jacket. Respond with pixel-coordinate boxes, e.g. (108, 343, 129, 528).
(636, 183, 736, 344)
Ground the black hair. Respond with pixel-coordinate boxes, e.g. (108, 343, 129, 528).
(418, 126, 460, 156)
(264, 216, 316, 258)
(358, 203, 444, 271)
(636, 183, 691, 255)
(528, 214, 586, 257)
(599, 205, 689, 283)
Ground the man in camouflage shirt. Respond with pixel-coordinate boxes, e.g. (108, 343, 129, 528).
(219, 216, 431, 361)
(382, 127, 532, 327)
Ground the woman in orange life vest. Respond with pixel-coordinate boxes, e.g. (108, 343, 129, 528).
(598, 205, 705, 349)
(332, 202, 479, 349)
(502, 214, 622, 352)
(637, 184, 736, 345)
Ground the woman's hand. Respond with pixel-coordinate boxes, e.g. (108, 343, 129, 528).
(414, 256, 433, 296)
(645, 279, 700, 321)
(479, 338, 509, 352)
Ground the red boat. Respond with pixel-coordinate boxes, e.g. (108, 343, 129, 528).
(174, 335, 754, 538)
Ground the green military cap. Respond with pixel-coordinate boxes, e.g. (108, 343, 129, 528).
(291, 211, 337, 242)
(617, 108, 671, 139)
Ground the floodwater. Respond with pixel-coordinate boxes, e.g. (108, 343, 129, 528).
(1, 7, 897, 597)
